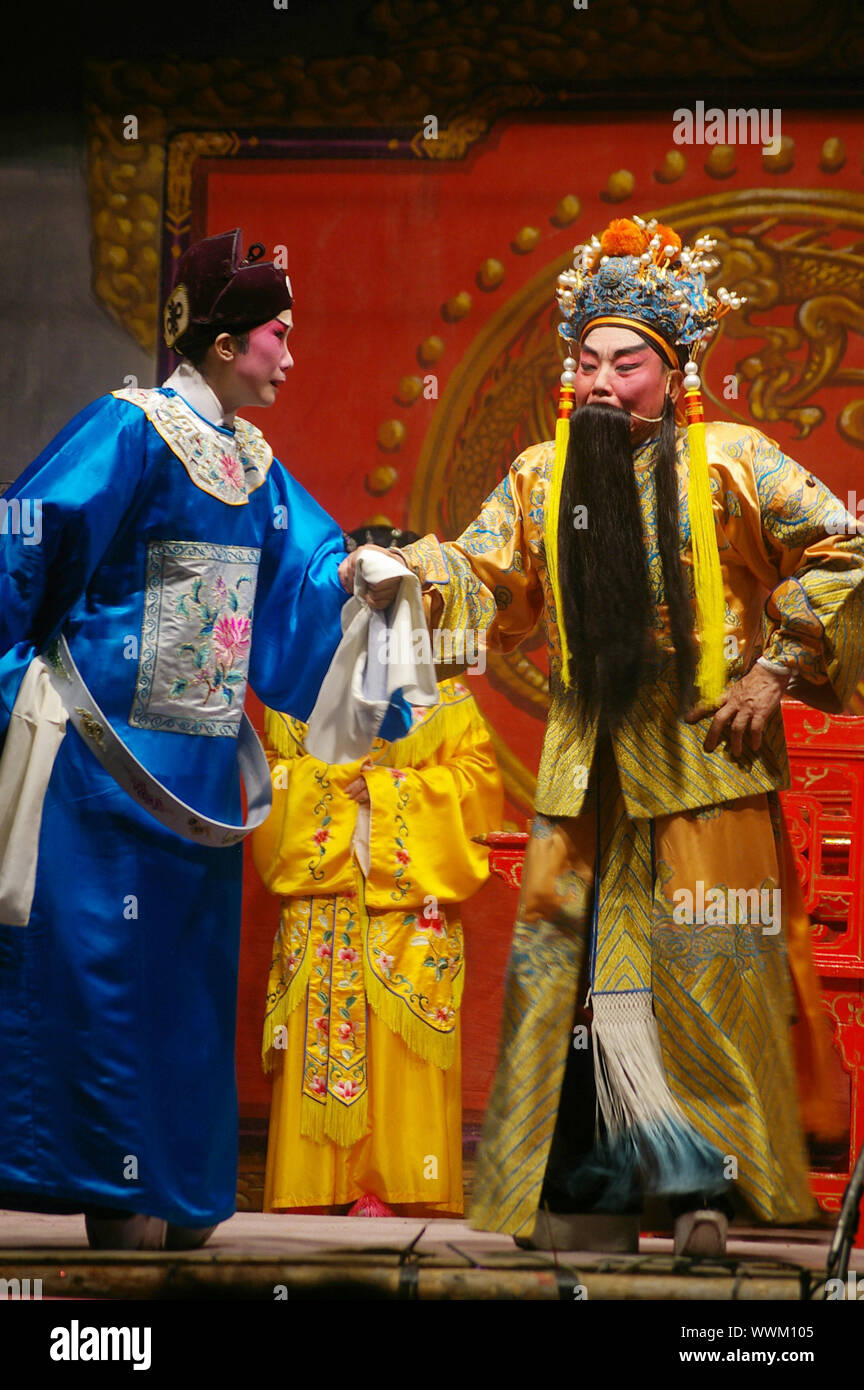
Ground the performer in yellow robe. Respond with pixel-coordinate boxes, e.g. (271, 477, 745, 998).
(252, 671, 503, 1213)
(347, 217, 864, 1252)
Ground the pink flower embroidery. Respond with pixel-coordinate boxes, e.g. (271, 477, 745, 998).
(310, 1075, 327, 1096)
(337, 946, 358, 965)
(333, 1079, 360, 1100)
(378, 952, 395, 976)
(219, 453, 245, 491)
(427, 914, 446, 938)
(390, 769, 406, 784)
(337, 1021, 354, 1041)
(313, 1016, 329, 1035)
(314, 827, 330, 847)
(315, 943, 332, 960)
(396, 849, 410, 866)
(434, 1006, 453, 1024)
(212, 613, 252, 667)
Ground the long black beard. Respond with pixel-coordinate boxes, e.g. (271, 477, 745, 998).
(556, 398, 696, 725)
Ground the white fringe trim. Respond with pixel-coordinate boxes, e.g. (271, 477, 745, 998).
(590, 990, 686, 1137)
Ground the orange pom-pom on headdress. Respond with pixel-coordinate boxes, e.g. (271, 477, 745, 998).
(598, 219, 649, 261)
(651, 223, 682, 263)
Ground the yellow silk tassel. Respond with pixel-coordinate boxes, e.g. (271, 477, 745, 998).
(263, 706, 304, 761)
(684, 387, 726, 705)
(545, 382, 575, 688)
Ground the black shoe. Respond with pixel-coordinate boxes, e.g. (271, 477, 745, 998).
(165, 1223, 217, 1250)
(85, 1209, 166, 1250)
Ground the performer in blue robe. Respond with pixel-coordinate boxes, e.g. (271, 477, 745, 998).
(0, 231, 372, 1244)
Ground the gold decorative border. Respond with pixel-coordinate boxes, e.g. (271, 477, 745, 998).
(85, 0, 864, 351)
(87, 108, 167, 351)
(86, 51, 544, 351)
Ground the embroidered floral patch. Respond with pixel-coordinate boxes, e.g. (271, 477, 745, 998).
(366, 906, 463, 1033)
(303, 898, 367, 1120)
(130, 540, 260, 737)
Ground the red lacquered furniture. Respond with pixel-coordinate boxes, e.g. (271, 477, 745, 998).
(782, 702, 864, 1243)
(479, 700, 864, 1245)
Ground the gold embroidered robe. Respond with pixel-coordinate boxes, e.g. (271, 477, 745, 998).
(402, 423, 864, 1234)
(252, 678, 503, 1210)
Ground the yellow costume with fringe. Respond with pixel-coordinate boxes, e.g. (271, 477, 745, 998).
(402, 423, 864, 1235)
(252, 677, 503, 1211)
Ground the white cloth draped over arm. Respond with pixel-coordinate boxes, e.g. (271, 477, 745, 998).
(304, 551, 438, 764)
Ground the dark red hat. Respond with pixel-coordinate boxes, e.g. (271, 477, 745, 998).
(163, 229, 293, 353)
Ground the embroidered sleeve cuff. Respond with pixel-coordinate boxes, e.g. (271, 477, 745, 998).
(760, 635, 828, 684)
(756, 656, 792, 680)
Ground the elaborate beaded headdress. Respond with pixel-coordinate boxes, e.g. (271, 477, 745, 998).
(545, 217, 745, 706)
(555, 216, 740, 360)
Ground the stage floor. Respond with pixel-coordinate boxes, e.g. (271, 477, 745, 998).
(1, 1210, 861, 1300)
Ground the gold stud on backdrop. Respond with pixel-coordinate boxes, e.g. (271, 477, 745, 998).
(376, 420, 406, 452)
(477, 258, 505, 290)
(551, 195, 581, 227)
(418, 336, 444, 366)
(396, 375, 423, 405)
(366, 465, 399, 496)
(656, 150, 687, 183)
(604, 170, 634, 201)
(705, 145, 737, 178)
(442, 291, 472, 322)
(763, 137, 795, 173)
(819, 137, 845, 173)
(512, 226, 541, 253)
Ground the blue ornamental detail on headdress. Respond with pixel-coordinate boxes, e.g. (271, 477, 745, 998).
(556, 216, 743, 356)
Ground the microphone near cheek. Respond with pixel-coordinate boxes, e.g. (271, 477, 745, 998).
(628, 376, 673, 424)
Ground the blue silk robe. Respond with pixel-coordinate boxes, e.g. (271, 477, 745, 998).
(0, 382, 351, 1226)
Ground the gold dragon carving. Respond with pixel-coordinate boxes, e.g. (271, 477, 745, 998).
(701, 218, 864, 446)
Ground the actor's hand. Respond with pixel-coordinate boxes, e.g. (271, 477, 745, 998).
(345, 760, 373, 805)
(338, 551, 358, 593)
(338, 544, 408, 609)
(685, 663, 790, 758)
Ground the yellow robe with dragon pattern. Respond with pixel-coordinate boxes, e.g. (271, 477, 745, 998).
(402, 423, 864, 1235)
(252, 678, 503, 1211)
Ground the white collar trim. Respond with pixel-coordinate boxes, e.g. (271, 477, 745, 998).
(161, 361, 229, 428)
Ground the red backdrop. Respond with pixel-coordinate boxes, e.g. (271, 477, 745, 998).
(192, 110, 864, 1117)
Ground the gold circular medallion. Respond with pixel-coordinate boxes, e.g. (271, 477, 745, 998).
(163, 283, 190, 348)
